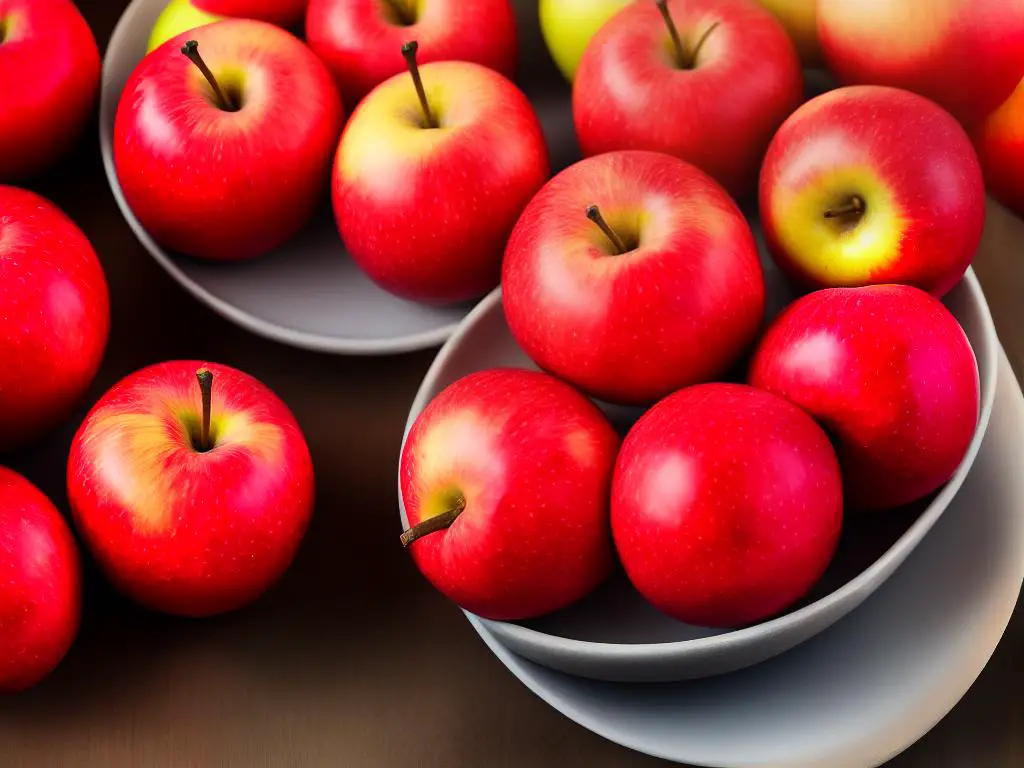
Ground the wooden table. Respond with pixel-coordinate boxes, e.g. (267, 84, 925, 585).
(1, 2, 1021, 765)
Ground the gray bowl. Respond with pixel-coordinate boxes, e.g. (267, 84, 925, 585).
(397, 234, 998, 682)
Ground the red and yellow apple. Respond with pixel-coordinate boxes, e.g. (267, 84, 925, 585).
(306, 0, 518, 110)
(818, 0, 1024, 126)
(749, 285, 980, 511)
(0, 0, 100, 181)
(572, 0, 803, 200)
(333, 44, 549, 304)
(399, 368, 619, 621)
(502, 150, 765, 406)
(0, 467, 82, 693)
(114, 20, 344, 262)
(538, 0, 632, 82)
(148, 0, 307, 53)
(612, 383, 843, 628)
(972, 77, 1024, 219)
(0, 186, 110, 454)
(759, 85, 985, 298)
(147, 0, 223, 52)
(67, 361, 315, 617)
(754, 0, 819, 66)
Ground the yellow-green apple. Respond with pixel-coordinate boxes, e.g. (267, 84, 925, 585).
(759, 85, 985, 298)
(754, 0, 819, 66)
(0, 186, 110, 454)
(572, 0, 802, 200)
(749, 284, 979, 511)
(306, 0, 518, 109)
(333, 42, 548, 304)
(148, 0, 308, 52)
(147, 0, 222, 53)
(818, 0, 1024, 126)
(611, 382, 843, 628)
(66, 361, 315, 618)
(0, 0, 100, 182)
(502, 150, 764, 406)
(972, 77, 1024, 218)
(399, 368, 619, 621)
(538, 0, 632, 82)
(0, 467, 82, 693)
(114, 21, 344, 262)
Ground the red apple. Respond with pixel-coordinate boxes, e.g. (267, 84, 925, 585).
(0, 467, 81, 693)
(611, 382, 843, 628)
(66, 361, 315, 617)
(399, 368, 619, 621)
(759, 85, 985, 299)
(306, 0, 518, 110)
(572, 0, 802, 200)
(0, 0, 100, 182)
(748, 284, 979, 511)
(113, 20, 344, 262)
(502, 150, 764, 406)
(972, 77, 1024, 219)
(193, 0, 307, 27)
(0, 186, 110, 454)
(333, 43, 549, 304)
(818, 0, 1024, 127)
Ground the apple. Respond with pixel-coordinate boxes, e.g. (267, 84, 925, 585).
(502, 150, 764, 406)
(306, 0, 518, 110)
(399, 368, 619, 621)
(149, 0, 308, 53)
(147, 0, 223, 53)
(66, 361, 315, 617)
(760, 85, 985, 299)
(818, 0, 1024, 126)
(972, 77, 1024, 219)
(0, 467, 81, 694)
(611, 382, 843, 628)
(754, 0, 819, 66)
(333, 42, 549, 304)
(0, 186, 110, 454)
(748, 284, 980, 511)
(538, 0, 632, 82)
(0, 0, 100, 182)
(114, 20, 344, 262)
(572, 0, 803, 200)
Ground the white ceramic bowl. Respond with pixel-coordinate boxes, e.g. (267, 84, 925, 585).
(398, 230, 998, 682)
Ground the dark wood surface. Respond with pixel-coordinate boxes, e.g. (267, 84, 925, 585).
(1, 2, 1021, 765)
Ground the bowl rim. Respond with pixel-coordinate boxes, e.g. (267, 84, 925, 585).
(97, 0, 462, 356)
(398, 269, 999, 659)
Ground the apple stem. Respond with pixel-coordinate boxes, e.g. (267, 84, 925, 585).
(401, 41, 438, 129)
(655, 0, 687, 68)
(824, 196, 865, 219)
(382, 0, 415, 25)
(688, 21, 720, 65)
(181, 40, 237, 112)
(196, 368, 213, 452)
(586, 205, 628, 255)
(400, 495, 466, 547)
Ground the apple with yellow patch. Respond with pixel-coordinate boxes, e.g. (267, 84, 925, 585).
(538, 0, 632, 82)
(818, 0, 1024, 126)
(973, 77, 1024, 219)
(66, 361, 315, 618)
(399, 367, 620, 621)
(332, 41, 549, 304)
(759, 85, 985, 298)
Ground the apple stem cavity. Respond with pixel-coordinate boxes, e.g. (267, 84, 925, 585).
(196, 368, 214, 453)
(399, 494, 466, 547)
(383, 0, 416, 25)
(586, 205, 629, 255)
(824, 195, 866, 220)
(181, 40, 238, 112)
(654, 1, 719, 69)
(688, 22, 720, 66)
(401, 41, 438, 129)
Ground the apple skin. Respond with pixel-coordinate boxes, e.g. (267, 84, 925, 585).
(611, 383, 843, 628)
(0, 467, 82, 694)
(572, 0, 803, 200)
(972, 77, 1024, 219)
(333, 60, 549, 304)
(818, 0, 1024, 126)
(114, 20, 344, 262)
(760, 85, 985, 298)
(306, 0, 518, 110)
(66, 361, 315, 618)
(753, 0, 819, 66)
(400, 368, 619, 621)
(748, 285, 980, 512)
(502, 150, 765, 406)
(193, 0, 306, 27)
(538, 0, 632, 82)
(0, 186, 110, 455)
(147, 0, 223, 53)
(0, 0, 100, 182)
